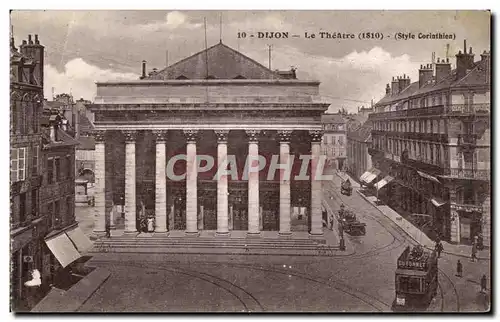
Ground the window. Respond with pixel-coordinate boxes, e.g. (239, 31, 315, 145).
(47, 203, 53, 228)
(66, 196, 73, 222)
(31, 189, 38, 218)
(54, 200, 61, 227)
(19, 193, 26, 223)
(10, 147, 26, 182)
(339, 136, 344, 146)
(48, 158, 54, 184)
(65, 155, 72, 180)
(32, 146, 38, 175)
(55, 158, 61, 182)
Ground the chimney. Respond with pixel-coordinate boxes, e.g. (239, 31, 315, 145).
(28, 34, 33, 44)
(418, 64, 433, 88)
(391, 77, 400, 95)
(140, 60, 147, 79)
(435, 57, 451, 83)
(34, 34, 39, 45)
(456, 40, 475, 80)
(20, 34, 44, 87)
(398, 74, 410, 93)
(385, 83, 391, 95)
(480, 50, 491, 84)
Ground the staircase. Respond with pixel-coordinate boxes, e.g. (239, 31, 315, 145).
(90, 234, 339, 256)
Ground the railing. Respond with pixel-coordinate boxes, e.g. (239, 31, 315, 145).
(447, 168, 490, 180)
(446, 104, 490, 114)
(369, 103, 489, 120)
(450, 202, 483, 213)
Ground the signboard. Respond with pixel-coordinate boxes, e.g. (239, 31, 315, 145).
(397, 260, 427, 270)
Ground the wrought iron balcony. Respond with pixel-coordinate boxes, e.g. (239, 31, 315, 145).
(450, 202, 483, 213)
(446, 168, 490, 181)
(446, 104, 490, 115)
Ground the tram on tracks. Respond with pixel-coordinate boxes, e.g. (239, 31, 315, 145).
(393, 245, 438, 311)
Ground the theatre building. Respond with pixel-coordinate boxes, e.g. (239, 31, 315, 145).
(366, 41, 490, 246)
(89, 42, 330, 238)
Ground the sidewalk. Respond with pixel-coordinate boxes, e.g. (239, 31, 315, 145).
(31, 267, 110, 312)
(332, 170, 490, 260)
(355, 188, 490, 260)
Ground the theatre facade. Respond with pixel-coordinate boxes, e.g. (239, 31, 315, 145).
(89, 42, 330, 237)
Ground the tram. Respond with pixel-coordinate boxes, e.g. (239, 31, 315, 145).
(393, 245, 438, 311)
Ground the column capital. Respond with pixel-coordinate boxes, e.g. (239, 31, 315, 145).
(245, 130, 261, 142)
(152, 130, 168, 142)
(183, 129, 199, 143)
(92, 130, 106, 142)
(277, 130, 293, 143)
(309, 130, 323, 143)
(123, 130, 138, 142)
(214, 130, 230, 143)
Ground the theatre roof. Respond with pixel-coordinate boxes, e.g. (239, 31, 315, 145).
(150, 42, 285, 80)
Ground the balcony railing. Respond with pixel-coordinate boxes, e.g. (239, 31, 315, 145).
(450, 202, 483, 213)
(446, 104, 490, 114)
(447, 168, 490, 181)
(369, 103, 489, 120)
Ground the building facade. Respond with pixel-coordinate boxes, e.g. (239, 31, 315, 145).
(10, 34, 91, 312)
(367, 41, 490, 246)
(10, 34, 46, 311)
(347, 119, 373, 181)
(321, 114, 347, 170)
(89, 42, 330, 238)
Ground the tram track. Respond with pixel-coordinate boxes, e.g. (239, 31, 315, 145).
(88, 259, 264, 312)
(90, 258, 392, 312)
(326, 177, 461, 312)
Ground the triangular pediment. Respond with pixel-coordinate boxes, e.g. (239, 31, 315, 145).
(155, 42, 281, 80)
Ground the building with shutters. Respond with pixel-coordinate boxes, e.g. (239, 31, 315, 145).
(321, 113, 347, 171)
(366, 41, 490, 246)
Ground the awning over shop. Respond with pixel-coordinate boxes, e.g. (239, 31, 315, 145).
(45, 233, 82, 268)
(431, 198, 447, 207)
(375, 176, 394, 190)
(417, 171, 440, 184)
(66, 226, 93, 253)
(360, 171, 372, 182)
(362, 168, 381, 184)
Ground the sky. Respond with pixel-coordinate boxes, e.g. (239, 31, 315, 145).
(10, 10, 490, 113)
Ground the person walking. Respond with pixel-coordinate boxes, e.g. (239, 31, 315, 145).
(456, 260, 463, 277)
(471, 243, 478, 262)
(435, 240, 443, 258)
(105, 220, 111, 238)
(480, 274, 487, 293)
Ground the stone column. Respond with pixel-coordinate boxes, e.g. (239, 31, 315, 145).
(123, 130, 138, 234)
(278, 130, 292, 236)
(310, 130, 324, 237)
(215, 130, 230, 236)
(184, 130, 199, 236)
(246, 130, 261, 236)
(153, 130, 168, 234)
(92, 130, 106, 235)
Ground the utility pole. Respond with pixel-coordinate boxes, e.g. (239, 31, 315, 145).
(219, 13, 223, 43)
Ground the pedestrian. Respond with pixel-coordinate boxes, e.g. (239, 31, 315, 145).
(480, 274, 487, 293)
(329, 214, 334, 230)
(471, 243, 478, 262)
(435, 240, 443, 258)
(105, 221, 111, 238)
(456, 260, 463, 277)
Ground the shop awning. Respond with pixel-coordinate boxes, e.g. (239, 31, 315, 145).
(375, 176, 394, 190)
(359, 171, 372, 182)
(431, 198, 447, 207)
(417, 171, 440, 184)
(45, 233, 82, 268)
(362, 168, 381, 184)
(66, 226, 93, 253)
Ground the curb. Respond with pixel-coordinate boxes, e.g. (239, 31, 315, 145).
(355, 189, 489, 260)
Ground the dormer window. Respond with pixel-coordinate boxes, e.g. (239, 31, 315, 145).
(176, 75, 188, 80)
(205, 75, 216, 80)
(234, 75, 246, 79)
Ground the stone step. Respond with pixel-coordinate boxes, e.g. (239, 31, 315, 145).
(98, 238, 319, 244)
(92, 243, 328, 250)
(88, 245, 339, 256)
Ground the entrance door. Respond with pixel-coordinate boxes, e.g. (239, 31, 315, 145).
(173, 196, 186, 230)
(263, 210, 278, 231)
(233, 204, 248, 230)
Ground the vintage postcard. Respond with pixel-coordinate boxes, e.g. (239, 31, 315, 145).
(9, 10, 491, 313)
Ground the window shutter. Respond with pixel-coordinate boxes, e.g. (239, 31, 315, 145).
(10, 148, 18, 182)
